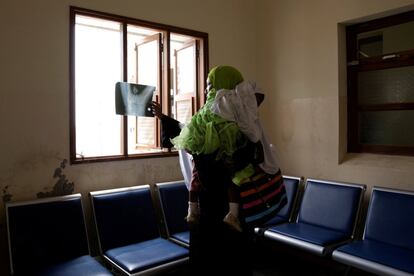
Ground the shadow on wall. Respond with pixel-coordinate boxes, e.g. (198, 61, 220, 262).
(37, 159, 74, 198)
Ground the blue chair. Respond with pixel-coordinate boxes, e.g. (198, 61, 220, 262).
(255, 175, 303, 235)
(155, 180, 189, 247)
(6, 194, 111, 276)
(263, 178, 366, 256)
(90, 185, 189, 275)
(332, 187, 414, 276)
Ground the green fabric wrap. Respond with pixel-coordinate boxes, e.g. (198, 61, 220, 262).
(172, 65, 246, 158)
(232, 163, 256, 186)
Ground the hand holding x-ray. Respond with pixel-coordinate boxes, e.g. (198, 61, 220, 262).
(115, 82, 155, 117)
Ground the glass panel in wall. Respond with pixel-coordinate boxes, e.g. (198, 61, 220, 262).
(358, 66, 414, 105)
(75, 15, 122, 158)
(357, 21, 414, 59)
(359, 110, 414, 146)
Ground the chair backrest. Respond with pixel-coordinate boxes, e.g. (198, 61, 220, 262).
(278, 176, 302, 221)
(297, 179, 365, 236)
(90, 185, 160, 253)
(6, 194, 89, 275)
(155, 181, 189, 236)
(363, 187, 414, 250)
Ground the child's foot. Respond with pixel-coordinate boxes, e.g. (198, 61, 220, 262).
(223, 213, 242, 232)
(185, 212, 199, 225)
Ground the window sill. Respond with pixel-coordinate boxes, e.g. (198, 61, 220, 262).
(71, 150, 178, 165)
(340, 152, 414, 170)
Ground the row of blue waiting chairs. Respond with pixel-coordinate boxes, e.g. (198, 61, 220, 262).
(158, 177, 414, 276)
(255, 177, 414, 276)
(6, 194, 111, 276)
(6, 176, 414, 275)
(6, 184, 190, 276)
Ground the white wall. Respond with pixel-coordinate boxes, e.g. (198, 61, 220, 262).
(256, 0, 414, 191)
(0, 0, 259, 273)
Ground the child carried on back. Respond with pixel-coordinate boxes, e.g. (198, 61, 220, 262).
(172, 65, 281, 232)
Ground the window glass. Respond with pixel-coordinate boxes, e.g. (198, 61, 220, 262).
(176, 45, 195, 95)
(358, 66, 414, 105)
(357, 21, 414, 59)
(357, 33, 383, 58)
(359, 110, 414, 146)
(75, 16, 122, 158)
(127, 27, 160, 153)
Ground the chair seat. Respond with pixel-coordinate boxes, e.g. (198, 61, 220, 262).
(267, 222, 348, 246)
(262, 215, 288, 227)
(105, 237, 189, 274)
(334, 239, 414, 274)
(37, 255, 112, 276)
(171, 231, 190, 245)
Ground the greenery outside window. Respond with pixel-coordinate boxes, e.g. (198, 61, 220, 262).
(70, 7, 208, 164)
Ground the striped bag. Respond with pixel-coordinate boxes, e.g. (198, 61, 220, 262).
(239, 169, 287, 228)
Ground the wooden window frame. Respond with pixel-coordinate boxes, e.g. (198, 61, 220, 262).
(69, 6, 209, 164)
(346, 10, 414, 156)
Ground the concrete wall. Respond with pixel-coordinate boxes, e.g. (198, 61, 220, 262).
(0, 0, 258, 273)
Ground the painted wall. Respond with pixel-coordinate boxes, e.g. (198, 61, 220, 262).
(0, 0, 258, 273)
(256, 0, 414, 191)
(2, 0, 414, 274)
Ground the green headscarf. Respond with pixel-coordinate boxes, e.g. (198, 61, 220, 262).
(208, 65, 244, 91)
(172, 65, 246, 158)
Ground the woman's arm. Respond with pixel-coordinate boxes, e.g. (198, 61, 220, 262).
(149, 101, 182, 148)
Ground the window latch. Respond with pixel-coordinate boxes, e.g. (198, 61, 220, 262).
(347, 60, 359, 66)
(382, 54, 399, 60)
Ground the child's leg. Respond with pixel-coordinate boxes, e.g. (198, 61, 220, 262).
(227, 184, 240, 217)
(189, 190, 198, 202)
(188, 190, 199, 216)
(228, 183, 240, 202)
(224, 184, 242, 232)
(186, 166, 201, 223)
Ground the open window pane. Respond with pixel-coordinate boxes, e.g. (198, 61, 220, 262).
(176, 44, 196, 95)
(359, 110, 414, 146)
(127, 28, 161, 153)
(75, 15, 122, 158)
(357, 21, 414, 59)
(171, 34, 197, 124)
(358, 66, 414, 105)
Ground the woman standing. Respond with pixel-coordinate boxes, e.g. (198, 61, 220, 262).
(152, 66, 257, 276)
